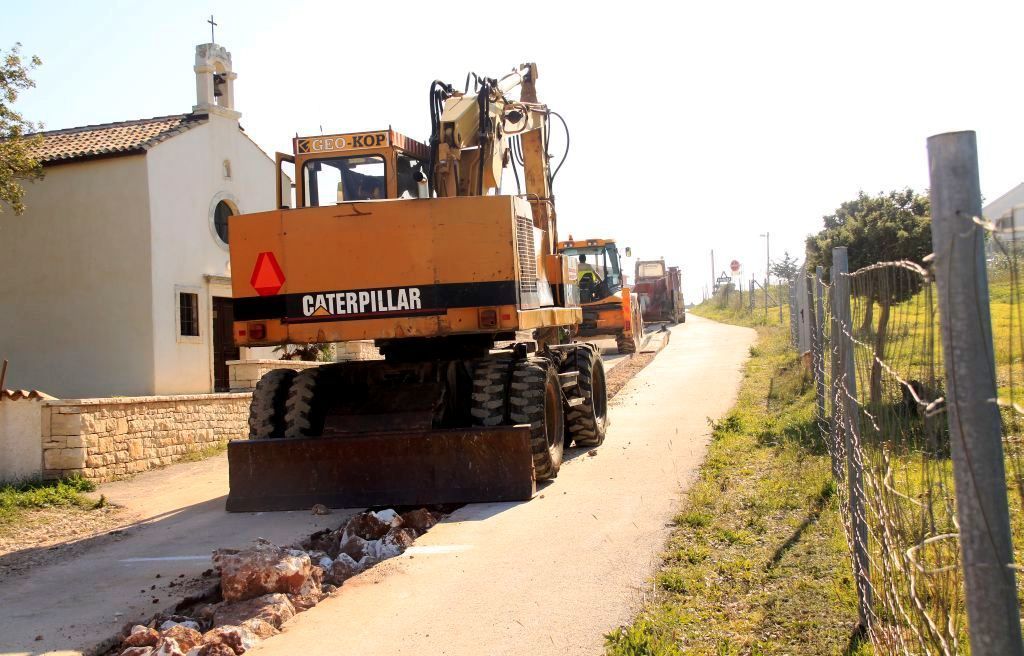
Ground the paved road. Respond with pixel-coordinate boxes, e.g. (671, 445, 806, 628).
(0, 316, 747, 656)
(0, 453, 344, 656)
(250, 315, 755, 656)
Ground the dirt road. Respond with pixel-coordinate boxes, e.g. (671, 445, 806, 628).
(249, 315, 755, 656)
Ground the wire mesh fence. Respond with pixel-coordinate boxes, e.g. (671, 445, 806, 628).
(779, 133, 1024, 654)
(795, 243, 1024, 652)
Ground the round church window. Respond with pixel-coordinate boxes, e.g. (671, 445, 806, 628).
(214, 200, 234, 244)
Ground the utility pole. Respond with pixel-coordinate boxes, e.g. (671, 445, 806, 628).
(710, 250, 715, 294)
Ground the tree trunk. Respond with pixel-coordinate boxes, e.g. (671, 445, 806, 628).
(870, 299, 891, 407)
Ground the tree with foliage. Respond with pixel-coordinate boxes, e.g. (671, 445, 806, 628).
(769, 250, 801, 282)
(805, 189, 931, 405)
(1, 43, 43, 215)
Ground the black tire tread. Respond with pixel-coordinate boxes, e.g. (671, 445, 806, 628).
(248, 369, 297, 439)
(509, 359, 563, 480)
(283, 368, 328, 438)
(561, 347, 608, 447)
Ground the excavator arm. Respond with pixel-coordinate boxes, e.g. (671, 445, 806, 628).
(430, 63, 558, 256)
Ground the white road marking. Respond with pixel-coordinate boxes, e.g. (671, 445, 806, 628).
(119, 556, 211, 563)
(403, 545, 473, 556)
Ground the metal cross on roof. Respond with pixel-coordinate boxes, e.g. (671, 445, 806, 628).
(208, 15, 218, 43)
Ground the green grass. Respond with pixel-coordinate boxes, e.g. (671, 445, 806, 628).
(693, 283, 792, 328)
(0, 476, 98, 525)
(176, 441, 229, 463)
(606, 311, 867, 655)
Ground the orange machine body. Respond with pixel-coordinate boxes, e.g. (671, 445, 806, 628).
(231, 130, 579, 349)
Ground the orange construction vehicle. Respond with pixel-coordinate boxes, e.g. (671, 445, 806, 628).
(555, 238, 644, 354)
(226, 64, 609, 511)
(634, 259, 685, 324)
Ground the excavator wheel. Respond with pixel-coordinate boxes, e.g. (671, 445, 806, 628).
(283, 367, 332, 438)
(615, 331, 636, 354)
(469, 357, 512, 427)
(248, 368, 297, 438)
(510, 358, 565, 480)
(561, 347, 608, 448)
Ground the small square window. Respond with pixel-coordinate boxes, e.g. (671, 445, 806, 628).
(179, 292, 200, 337)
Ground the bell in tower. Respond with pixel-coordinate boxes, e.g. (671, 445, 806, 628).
(193, 42, 240, 120)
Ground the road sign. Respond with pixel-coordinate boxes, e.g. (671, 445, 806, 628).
(730, 260, 741, 273)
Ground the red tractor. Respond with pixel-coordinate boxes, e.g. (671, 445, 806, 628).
(634, 259, 685, 324)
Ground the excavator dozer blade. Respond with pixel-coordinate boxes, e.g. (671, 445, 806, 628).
(225, 426, 535, 512)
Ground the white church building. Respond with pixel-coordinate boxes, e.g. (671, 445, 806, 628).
(0, 42, 287, 397)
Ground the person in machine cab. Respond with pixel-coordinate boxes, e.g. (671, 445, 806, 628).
(577, 254, 600, 285)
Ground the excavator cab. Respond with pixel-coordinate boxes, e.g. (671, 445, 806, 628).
(560, 242, 623, 303)
(275, 130, 430, 208)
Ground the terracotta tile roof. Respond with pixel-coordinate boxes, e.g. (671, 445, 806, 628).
(1, 389, 54, 401)
(25, 113, 208, 164)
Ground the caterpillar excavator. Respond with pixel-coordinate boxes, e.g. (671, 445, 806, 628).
(225, 63, 609, 511)
(556, 238, 644, 354)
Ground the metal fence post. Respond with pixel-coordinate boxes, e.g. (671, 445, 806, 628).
(749, 278, 755, 311)
(927, 131, 1024, 655)
(834, 246, 872, 630)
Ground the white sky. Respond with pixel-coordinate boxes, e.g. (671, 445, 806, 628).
(5, 0, 1023, 301)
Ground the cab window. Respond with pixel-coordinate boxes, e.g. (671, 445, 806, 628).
(303, 156, 386, 206)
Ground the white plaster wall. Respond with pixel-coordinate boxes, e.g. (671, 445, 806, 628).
(146, 115, 281, 394)
(0, 157, 155, 397)
(0, 397, 45, 481)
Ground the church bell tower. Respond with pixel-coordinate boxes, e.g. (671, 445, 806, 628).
(193, 42, 240, 120)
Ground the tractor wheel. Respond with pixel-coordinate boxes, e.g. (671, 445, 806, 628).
(283, 368, 331, 438)
(248, 368, 297, 438)
(469, 357, 511, 427)
(562, 347, 608, 447)
(509, 359, 565, 480)
(615, 331, 637, 354)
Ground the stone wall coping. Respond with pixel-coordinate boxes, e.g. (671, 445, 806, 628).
(225, 359, 324, 366)
(43, 392, 252, 407)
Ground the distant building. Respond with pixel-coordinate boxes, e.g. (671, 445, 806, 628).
(983, 182, 1024, 244)
(0, 42, 287, 397)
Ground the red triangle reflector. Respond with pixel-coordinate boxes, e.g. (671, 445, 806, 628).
(250, 252, 285, 296)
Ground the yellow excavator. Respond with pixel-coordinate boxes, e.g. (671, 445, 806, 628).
(556, 238, 644, 354)
(226, 64, 609, 511)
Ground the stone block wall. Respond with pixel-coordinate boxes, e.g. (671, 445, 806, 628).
(335, 340, 383, 362)
(41, 393, 251, 481)
(227, 343, 382, 391)
(227, 359, 322, 392)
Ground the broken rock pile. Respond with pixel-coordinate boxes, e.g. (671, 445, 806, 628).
(114, 508, 443, 656)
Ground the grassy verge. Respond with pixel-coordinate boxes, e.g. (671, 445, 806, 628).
(606, 311, 868, 655)
(0, 476, 99, 527)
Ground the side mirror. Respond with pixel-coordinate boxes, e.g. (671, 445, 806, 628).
(624, 247, 633, 258)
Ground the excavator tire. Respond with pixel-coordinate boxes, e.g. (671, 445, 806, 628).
(510, 358, 564, 480)
(283, 367, 332, 438)
(469, 357, 511, 427)
(562, 347, 608, 447)
(248, 368, 297, 438)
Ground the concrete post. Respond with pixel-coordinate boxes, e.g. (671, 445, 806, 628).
(814, 267, 829, 451)
(927, 130, 1023, 656)
(829, 274, 843, 478)
(833, 246, 872, 630)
